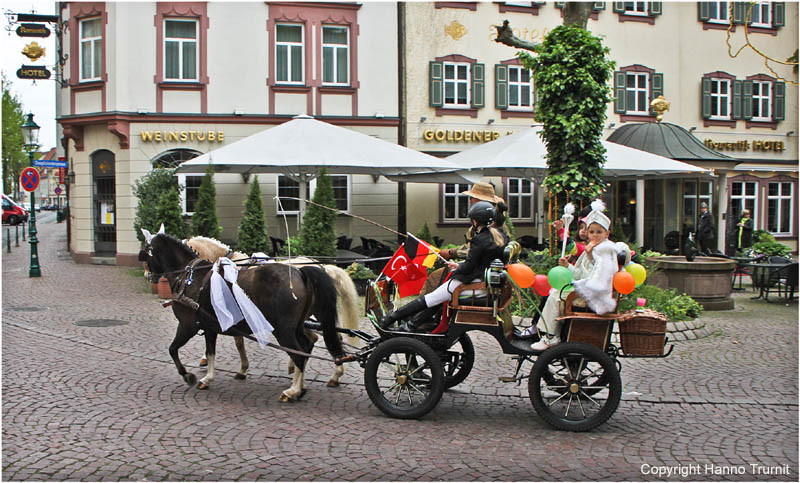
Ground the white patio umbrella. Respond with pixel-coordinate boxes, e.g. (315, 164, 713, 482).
(175, 114, 461, 179)
(444, 127, 711, 179)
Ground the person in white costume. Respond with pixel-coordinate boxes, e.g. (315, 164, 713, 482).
(531, 199, 625, 351)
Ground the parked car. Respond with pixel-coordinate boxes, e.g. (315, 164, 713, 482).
(2, 194, 29, 225)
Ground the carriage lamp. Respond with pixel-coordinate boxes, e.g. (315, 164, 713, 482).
(21, 113, 41, 277)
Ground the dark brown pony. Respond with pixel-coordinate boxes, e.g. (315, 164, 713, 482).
(139, 230, 344, 401)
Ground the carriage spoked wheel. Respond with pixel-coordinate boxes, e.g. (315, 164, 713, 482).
(364, 337, 444, 419)
(442, 333, 475, 389)
(528, 342, 621, 432)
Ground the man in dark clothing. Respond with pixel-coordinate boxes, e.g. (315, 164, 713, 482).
(696, 202, 716, 255)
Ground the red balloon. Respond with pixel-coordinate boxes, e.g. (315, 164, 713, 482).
(532, 274, 551, 297)
(613, 271, 636, 295)
(507, 263, 535, 288)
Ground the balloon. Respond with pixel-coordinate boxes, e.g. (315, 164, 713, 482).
(547, 266, 573, 291)
(636, 297, 647, 308)
(532, 274, 551, 297)
(625, 262, 647, 287)
(613, 271, 636, 294)
(507, 263, 535, 288)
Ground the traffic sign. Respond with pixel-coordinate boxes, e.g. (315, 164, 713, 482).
(34, 159, 68, 168)
(20, 167, 40, 192)
(54, 187, 62, 195)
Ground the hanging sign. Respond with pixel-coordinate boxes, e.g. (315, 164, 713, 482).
(16, 23, 50, 37)
(16, 65, 50, 80)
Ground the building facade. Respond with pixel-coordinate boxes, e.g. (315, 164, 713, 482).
(58, 1, 798, 266)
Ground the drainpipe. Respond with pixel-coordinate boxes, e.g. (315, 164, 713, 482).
(636, 178, 645, 247)
(717, 172, 728, 253)
(396, 1, 407, 244)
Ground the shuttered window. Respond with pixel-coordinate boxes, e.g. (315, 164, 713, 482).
(613, 67, 662, 117)
(430, 57, 485, 112)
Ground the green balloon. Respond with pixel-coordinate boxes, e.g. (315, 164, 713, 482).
(547, 266, 573, 291)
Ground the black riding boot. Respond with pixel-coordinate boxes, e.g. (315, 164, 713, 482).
(395, 304, 442, 333)
(379, 297, 428, 329)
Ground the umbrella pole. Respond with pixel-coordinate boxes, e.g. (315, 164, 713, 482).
(298, 181, 308, 229)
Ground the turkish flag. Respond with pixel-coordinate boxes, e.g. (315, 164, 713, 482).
(382, 246, 428, 298)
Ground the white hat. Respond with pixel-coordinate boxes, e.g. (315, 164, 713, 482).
(584, 199, 611, 231)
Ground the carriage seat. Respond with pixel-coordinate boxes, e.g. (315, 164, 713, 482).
(555, 290, 622, 351)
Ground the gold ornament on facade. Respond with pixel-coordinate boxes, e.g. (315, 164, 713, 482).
(22, 42, 46, 62)
(650, 95, 670, 122)
(445, 20, 467, 41)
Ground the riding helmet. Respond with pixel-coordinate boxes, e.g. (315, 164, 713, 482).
(468, 201, 495, 226)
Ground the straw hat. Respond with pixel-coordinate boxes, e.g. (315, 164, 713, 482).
(461, 181, 503, 203)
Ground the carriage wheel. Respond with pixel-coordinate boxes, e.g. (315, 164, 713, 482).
(528, 342, 621, 432)
(442, 333, 475, 389)
(364, 337, 444, 420)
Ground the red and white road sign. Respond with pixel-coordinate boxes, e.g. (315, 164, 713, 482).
(20, 167, 40, 192)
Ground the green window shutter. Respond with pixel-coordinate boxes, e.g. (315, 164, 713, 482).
(649, 73, 664, 115)
(429, 61, 443, 108)
(593, 2, 606, 10)
(774, 81, 785, 121)
(701, 77, 712, 119)
(495, 64, 508, 110)
(698, 1, 710, 21)
(745, 1, 754, 24)
(732, 1, 746, 24)
(613, 2, 626, 13)
(614, 71, 627, 113)
(732, 79, 743, 120)
(742, 80, 753, 120)
(532, 1, 546, 4)
(774, 2, 785, 27)
(555, 1, 565, 8)
(471, 63, 485, 109)
(648, 1, 662, 15)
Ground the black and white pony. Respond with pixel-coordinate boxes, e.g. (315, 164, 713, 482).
(139, 227, 345, 402)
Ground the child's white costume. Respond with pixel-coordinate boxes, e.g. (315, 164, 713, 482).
(533, 200, 626, 350)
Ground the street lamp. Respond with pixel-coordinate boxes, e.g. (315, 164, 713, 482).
(21, 113, 41, 277)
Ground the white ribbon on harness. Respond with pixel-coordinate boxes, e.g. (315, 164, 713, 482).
(210, 258, 274, 347)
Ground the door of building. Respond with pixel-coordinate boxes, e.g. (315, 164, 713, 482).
(92, 150, 116, 255)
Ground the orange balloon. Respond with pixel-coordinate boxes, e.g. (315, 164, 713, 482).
(507, 263, 535, 288)
(613, 271, 636, 295)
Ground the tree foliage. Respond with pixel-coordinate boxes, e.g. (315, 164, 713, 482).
(236, 176, 269, 254)
(155, 187, 186, 238)
(2, 76, 28, 199)
(518, 26, 614, 203)
(133, 167, 179, 243)
(296, 167, 337, 257)
(191, 163, 222, 239)
(415, 221, 433, 244)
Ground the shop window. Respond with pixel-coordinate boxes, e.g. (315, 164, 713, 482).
(495, 63, 534, 114)
(767, 181, 793, 235)
(613, 65, 662, 121)
(322, 26, 349, 86)
(613, 1, 662, 23)
(730, 181, 758, 226)
(277, 175, 300, 214)
(275, 24, 304, 84)
(682, 180, 712, 229)
(164, 19, 198, 81)
(151, 149, 202, 215)
(507, 178, 534, 221)
(442, 183, 472, 222)
(79, 18, 102, 82)
(309, 175, 350, 213)
(429, 55, 484, 116)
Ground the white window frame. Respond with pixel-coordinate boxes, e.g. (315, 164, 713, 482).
(683, 180, 713, 222)
(163, 19, 198, 82)
(767, 181, 793, 235)
(321, 25, 349, 86)
(751, 80, 772, 121)
(708, 1, 730, 24)
(709, 78, 732, 120)
(275, 23, 305, 85)
(442, 183, 472, 222)
(624, 1, 648, 16)
(276, 174, 301, 215)
(507, 178, 534, 221)
(730, 181, 758, 227)
(507, 66, 534, 112)
(625, 72, 650, 115)
(504, 1, 533, 6)
(749, 0, 772, 27)
(79, 17, 102, 82)
(176, 174, 203, 215)
(443, 61, 471, 109)
(309, 174, 351, 213)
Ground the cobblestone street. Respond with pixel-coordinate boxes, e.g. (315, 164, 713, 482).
(2, 219, 797, 481)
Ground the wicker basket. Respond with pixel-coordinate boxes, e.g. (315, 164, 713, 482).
(617, 308, 667, 356)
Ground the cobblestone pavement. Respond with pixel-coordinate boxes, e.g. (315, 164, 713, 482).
(2, 220, 797, 481)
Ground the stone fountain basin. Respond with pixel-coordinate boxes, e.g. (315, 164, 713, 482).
(646, 256, 736, 310)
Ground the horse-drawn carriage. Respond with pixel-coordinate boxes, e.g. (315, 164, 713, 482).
(311, 245, 673, 432)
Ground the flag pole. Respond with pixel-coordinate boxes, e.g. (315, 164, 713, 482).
(405, 232, 449, 264)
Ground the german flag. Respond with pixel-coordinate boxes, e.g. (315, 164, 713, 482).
(404, 236, 439, 268)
